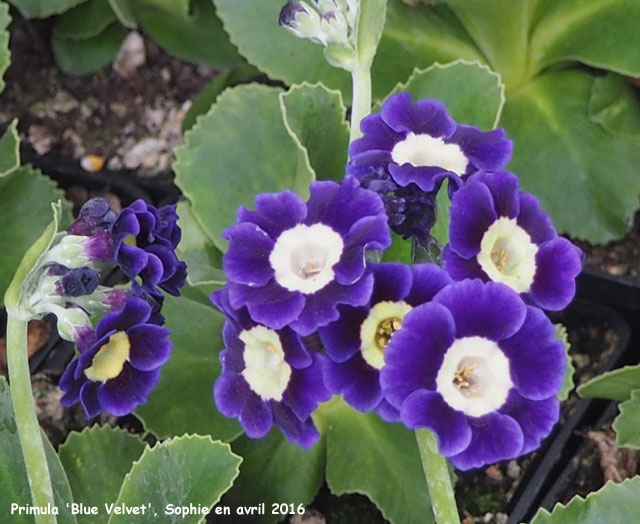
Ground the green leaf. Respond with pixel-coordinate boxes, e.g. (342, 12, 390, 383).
(324, 400, 433, 524)
(142, 0, 188, 16)
(108, 435, 241, 524)
(355, 0, 387, 67)
(0, 377, 77, 524)
(529, 476, 640, 524)
(174, 84, 315, 252)
(612, 389, 640, 449)
(108, 0, 136, 28)
(52, 23, 128, 76)
(431, 179, 451, 247)
(555, 324, 575, 402)
(0, 2, 10, 95)
(1, 166, 68, 307)
(214, 0, 351, 98)
(589, 73, 640, 141)
(371, 2, 484, 100)
(54, 0, 117, 40)
(384, 60, 505, 130)
(227, 430, 325, 523)
(133, 0, 244, 69)
(176, 201, 225, 286)
(181, 65, 258, 134)
(500, 70, 640, 243)
(530, 0, 640, 78)
(381, 233, 412, 265)
(280, 83, 349, 182)
(7, 0, 86, 18)
(135, 293, 242, 441)
(0, 119, 20, 177)
(578, 364, 640, 402)
(58, 426, 146, 524)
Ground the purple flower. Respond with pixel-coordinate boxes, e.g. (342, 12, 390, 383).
(223, 177, 391, 336)
(319, 263, 451, 421)
(348, 92, 513, 193)
(110, 200, 187, 297)
(212, 289, 330, 448)
(67, 197, 117, 236)
(380, 279, 564, 470)
(443, 171, 583, 311)
(59, 297, 171, 418)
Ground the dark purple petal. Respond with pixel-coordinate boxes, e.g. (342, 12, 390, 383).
(96, 297, 152, 339)
(376, 398, 400, 422)
(98, 364, 161, 416)
(530, 238, 582, 311)
(405, 263, 452, 306)
(228, 281, 305, 330)
(318, 306, 369, 362)
(451, 126, 513, 172)
(240, 393, 273, 438)
(111, 209, 140, 242)
(448, 412, 524, 470)
(347, 149, 393, 178)
(388, 163, 452, 192)
(322, 353, 383, 412)
(433, 280, 527, 341)
(271, 402, 320, 449)
(400, 390, 472, 456)
(68, 197, 116, 236)
(381, 302, 455, 409)
(139, 252, 164, 288)
(214, 372, 250, 417)
(442, 245, 487, 281)
(280, 328, 312, 368)
(59, 360, 82, 406)
(84, 232, 114, 263)
(117, 243, 148, 279)
(127, 324, 172, 371)
(160, 261, 187, 296)
(501, 390, 559, 454)
(381, 93, 456, 137)
(350, 113, 403, 156)
(516, 192, 556, 244)
(304, 180, 340, 225)
(283, 354, 330, 421)
(470, 171, 520, 219)
(448, 180, 497, 258)
(499, 306, 566, 400)
(223, 222, 275, 286)
(238, 190, 308, 239)
(79, 382, 101, 419)
(370, 263, 413, 304)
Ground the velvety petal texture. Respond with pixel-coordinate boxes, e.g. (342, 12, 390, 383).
(59, 297, 171, 418)
(380, 279, 564, 470)
(444, 171, 582, 311)
(222, 178, 390, 335)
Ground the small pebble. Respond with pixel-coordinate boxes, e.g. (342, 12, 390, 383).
(80, 154, 105, 172)
(507, 460, 521, 479)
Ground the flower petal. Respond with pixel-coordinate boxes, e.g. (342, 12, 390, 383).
(223, 222, 275, 287)
(322, 354, 383, 412)
(127, 324, 172, 371)
(319, 305, 369, 362)
(96, 297, 151, 339)
(381, 93, 455, 137)
(214, 372, 250, 417)
(98, 364, 161, 416)
(240, 392, 273, 438)
(237, 190, 307, 239)
(451, 126, 513, 172)
(405, 263, 452, 306)
(449, 180, 497, 258)
(442, 245, 487, 281)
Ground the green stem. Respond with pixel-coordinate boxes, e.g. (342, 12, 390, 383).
(349, 65, 372, 142)
(6, 312, 57, 524)
(415, 429, 461, 524)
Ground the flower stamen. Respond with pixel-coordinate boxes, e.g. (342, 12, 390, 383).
(376, 317, 402, 349)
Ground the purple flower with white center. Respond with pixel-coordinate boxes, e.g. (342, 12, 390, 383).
(380, 279, 564, 470)
(212, 289, 330, 448)
(110, 199, 187, 297)
(347, 92, 513, 193)
(319, 263, 451, 421)
(443, 171, 583, 311)
(223, 176, 391, 336)
(59, 297, 171, 417)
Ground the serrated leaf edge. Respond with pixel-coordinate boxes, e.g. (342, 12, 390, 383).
(577, 363, 640, 401)
(612, 388, 640, 450)
(58, 424, 147, 455)
(0, 119, 20, 177)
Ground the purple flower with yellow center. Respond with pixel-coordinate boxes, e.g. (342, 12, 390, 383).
(443, 171, 583, 311)
(110, 199, 187, 297)
(223, 176, 391, 336)
(347, 92, 513, 193)
(319, 263, 451, 421)
(59, 297, 171, 417)
(212, 289, 330, 448)
(380, 279, 564, 470)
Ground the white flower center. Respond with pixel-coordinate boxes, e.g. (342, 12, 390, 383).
(240, 326, 292, 402)
(391, 132, 468, 174)
(436, 336, 512, 417)
(359, 301, 413, 369)
(269, 223, 344, 294)
(476, 217, 538, 293)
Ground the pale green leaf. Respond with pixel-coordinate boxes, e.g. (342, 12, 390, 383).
(108, 435, 241, 524)
(578, 364, 640, 402)
(555, 323, 575, 402)
(0, 2, 10, 94)
(589, 72, 640, 141)
(324, 400, 433, 524)
(54, 0, 117, 40)
(108, 0, 136, 28)
(8, 0, 86, 18)
(0, 119, 20, 177)
(280, 82, 349, 182)
(135, 293, 242, 441)
(529, 476, 640, 524)
(58, 426, 146, 524)
(612, 389, 640, 449)
(356, 0, 387, 67)
(173, 84, 315, 252)
(500, 70, 640, 243)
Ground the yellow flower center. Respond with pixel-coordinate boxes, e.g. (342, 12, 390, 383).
(84, 331, 131, 382)
(360, 301, 412, 369)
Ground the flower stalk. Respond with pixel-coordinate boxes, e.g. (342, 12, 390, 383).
(6, 312, 57, 524)
(349, 64, 372, 141)
(415, 429, 460, 524)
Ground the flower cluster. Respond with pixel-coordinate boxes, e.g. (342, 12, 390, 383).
(26, 197, 187, 418)
(214, 91, 582, 470)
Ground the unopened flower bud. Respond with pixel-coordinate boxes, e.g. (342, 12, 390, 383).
(51, 305, 92, 342)
(42, 233, 113, 268)
(312, 0, 338, 14)
(279, 1, 327, 45)
(321, 10, 349, 44)
(67, 197, 117, 236)
(56, 267, 100, 297)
